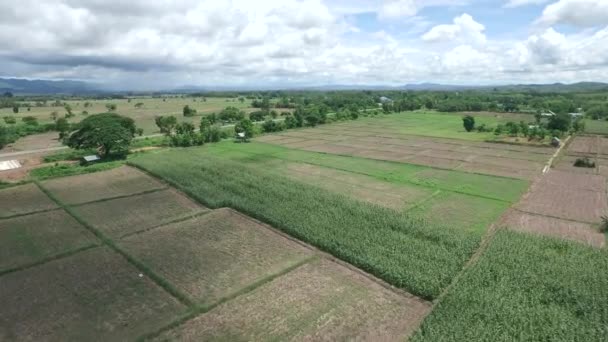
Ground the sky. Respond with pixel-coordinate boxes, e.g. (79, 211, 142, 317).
(1, 0, 607, 90)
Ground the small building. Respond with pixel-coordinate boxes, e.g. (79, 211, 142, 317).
(551, 137, 561, 147)
(81, 155, 101, 165)
(236, 132, 247, 143)
(379, 96, 393, 103)
(541, 110, 556, 117)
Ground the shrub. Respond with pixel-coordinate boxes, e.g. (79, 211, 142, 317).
(462, 115, 475, 132)
(21, 116, 38, 126)
(573, 157, 596, 168)
(3, 116, 16, 124)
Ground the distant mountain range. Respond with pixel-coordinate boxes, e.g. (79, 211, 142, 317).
(1, 77, 607, 95)
(0, 77, 100, 95)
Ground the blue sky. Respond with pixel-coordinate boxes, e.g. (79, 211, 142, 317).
(0, 0, 607, 89)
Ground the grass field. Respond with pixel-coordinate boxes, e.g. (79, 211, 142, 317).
(1, 96, 254, 134)
(585, 119, 608, 135)
(412, 230, 608, 341)
(325, 111, 535, 141)
(131, 147, 497, 300)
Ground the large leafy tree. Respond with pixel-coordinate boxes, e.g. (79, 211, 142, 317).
(67, 113, 136, 158)
(462, 115, 475, 132)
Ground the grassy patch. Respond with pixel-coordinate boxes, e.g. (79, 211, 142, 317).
(43, 149, 96, 162)
(412, 230, 608, 341)
(130, 148, 482, 300)
(30, 161, 124, 181)
(584, 119, 608, 135)
(207, 142, 528, 203)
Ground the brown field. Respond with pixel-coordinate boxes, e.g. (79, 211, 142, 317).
(0, 132, 63, 153)
(0, 247, 185, 341)
(73, 189, 206, 238)
(155, 258, 431, 342)
(42, 165, 166, 204)
(119, 208, 314, 306)
(259, 126, 554, 180)
(0, 210, 98, 272)
(0, 164, 437, 340)
(0, 183, 57, 218)
(285, 163, 434, 210)
(500, 209, 605, 248)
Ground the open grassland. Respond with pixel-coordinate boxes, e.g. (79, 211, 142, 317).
(585, 119, 608, 135)
(0, 247, 186, 341)
(73, 189, 207, 238)
(327, 111, 534, 141)
(258, 113, 554, 180)
(412, 230, 608, 341)
(0, 210, 97, 273)
(0, 183, 58, 218)
(41, 165, 165, 204)
(1, 97, 254, 134)
(119, 208, 314, 307)
(157, 258, 431, 341)
(206, 142, 529, 202)
(131, 148, 486, 300)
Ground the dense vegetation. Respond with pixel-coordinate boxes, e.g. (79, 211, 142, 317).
(412, 230, 608, 341)
(130, 148, 484, 300)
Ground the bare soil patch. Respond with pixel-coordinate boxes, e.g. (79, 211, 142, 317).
(119, 208, 314, 306)
(554, 155, 598, 174)
(73, 189, 206, 238)
(42, 166, 166, 204)
(0, 132, 62, 153)
(500, 209, 605, 248)
(0, 210, 98, 272)
(0, 183, 57, 218)
(155, 258, 431, 342)
(301, 143, 359, 155)
(516, 170, 607, 223)
(568, 136, 598, 155)
(0, 247, 185, 341)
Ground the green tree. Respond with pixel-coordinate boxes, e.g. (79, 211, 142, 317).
(154, 115, 177, 135)
(462, 115, 475, 132)
(67, 113, 136, 158)
(105, 103, 117, 112)
(235, 118, 254, 141)
(56, 117, 70, 139)
(12, 105, 18, 114)
(547, 113, 571, 132)
(183, 105, 197, 117)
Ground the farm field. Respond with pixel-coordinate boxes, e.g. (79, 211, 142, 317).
(257, 112, 555, 180)
(412, 230, 608, 341)
(509, 135, 608, 247)
(1, 96, 255, 134)
(0, 167, 433, 341)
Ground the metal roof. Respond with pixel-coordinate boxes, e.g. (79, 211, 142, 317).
(0, 160, 21, 171)
(83, 155, 101, 162)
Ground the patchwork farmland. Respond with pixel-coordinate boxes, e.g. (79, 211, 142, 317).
(0, 166, 431, 341)
(1, 111, 607, 341)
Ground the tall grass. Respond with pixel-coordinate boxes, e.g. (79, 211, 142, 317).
(412, 230, 608, 341)
(130, 148, 482, 300)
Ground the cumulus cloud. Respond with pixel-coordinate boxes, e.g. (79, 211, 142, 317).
(422, 14, 486, 45)
(536, 0, 608, 27)
(1, 0, 608, 88)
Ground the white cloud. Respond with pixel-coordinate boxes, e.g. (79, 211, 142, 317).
(536, 0, 608, 27)
(422, 14, 486, 45)
(504, 0, 549, 8)
(1, 0, 608, 88)
(378, 0, 470, 20)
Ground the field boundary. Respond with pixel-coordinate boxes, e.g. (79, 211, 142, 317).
(0, 206, 62, 220)
(135, 255, 318, 342)
(35, 180, 197, 308)
(118, 210, 213, 239)
(0, 243, 100, 277)
(69, 187, 169, 207)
